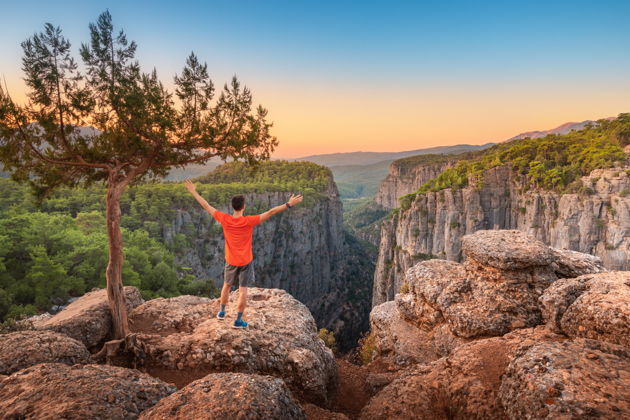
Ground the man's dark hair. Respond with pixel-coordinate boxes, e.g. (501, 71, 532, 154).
(231, 195, 245, 211)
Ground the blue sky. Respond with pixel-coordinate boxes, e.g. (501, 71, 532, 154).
(1, 1, 629, 156)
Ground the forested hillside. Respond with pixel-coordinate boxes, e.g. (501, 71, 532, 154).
(399, 115, 630, 209)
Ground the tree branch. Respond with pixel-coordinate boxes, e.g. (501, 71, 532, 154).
(28, 143, 111, 169)
(154, 151, 220, 167)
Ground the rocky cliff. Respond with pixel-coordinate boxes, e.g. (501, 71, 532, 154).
(374, 158, 454, 209)
(159, 171, 372, 350)
(373, 164, 630, 305)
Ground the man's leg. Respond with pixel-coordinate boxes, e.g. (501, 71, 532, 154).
(233, 263, 252, 328)
(220, 281, 231, 306)
(219, 264, 236, 320)
(237, 286, 248, 314)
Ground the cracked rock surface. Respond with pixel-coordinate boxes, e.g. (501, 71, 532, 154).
(499, 339, 630, 419)
(0, 330, 91, 375)
(540, 271, 630, 347)
(32, 286, 144, 348)
(0, 363, 176, 419)
(130, 288, 336, 405)
(139, 372, 305, 420)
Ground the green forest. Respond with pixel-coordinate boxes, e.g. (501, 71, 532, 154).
(0, 161, 330, 322)
(399, 115, 630, 210)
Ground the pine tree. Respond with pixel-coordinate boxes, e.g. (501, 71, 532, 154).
(0, 11, 277, 342)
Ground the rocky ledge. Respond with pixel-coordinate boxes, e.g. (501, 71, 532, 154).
(139, 372, 306, 420)
(32, 286, 144, 348)
(370, 230, 606, 368)
(129, 287, 336, 405)
(500, 339, 630, 419)
(362, 229, 630, 419)
(0, 363, 176, 419)
(0, 330, 91, 375)
(540, 270, 630, 347)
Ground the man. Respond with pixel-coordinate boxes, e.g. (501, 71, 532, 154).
(184, 179, 303, 328)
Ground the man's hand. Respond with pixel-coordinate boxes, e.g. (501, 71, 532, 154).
(184, 179, 197, 194)
(183, 179, 217, 215)
(288, 194, 303, 207)
(259, 193, 304, 222)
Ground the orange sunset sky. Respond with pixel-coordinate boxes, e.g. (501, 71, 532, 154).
(2, 1, 629, 158)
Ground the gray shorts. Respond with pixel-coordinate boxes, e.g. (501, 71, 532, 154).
(224, 262, 255, 287)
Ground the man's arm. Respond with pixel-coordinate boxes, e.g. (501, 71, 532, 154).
(259, 194, 303, 222)
(184, 179, 217, 215)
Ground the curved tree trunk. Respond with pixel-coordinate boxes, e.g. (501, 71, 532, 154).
(105, 181, 130, 339)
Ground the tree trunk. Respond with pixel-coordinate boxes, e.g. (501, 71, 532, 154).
(105, 181, 130, 339)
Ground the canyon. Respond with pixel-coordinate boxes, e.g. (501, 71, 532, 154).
(373, 157, 630, 306)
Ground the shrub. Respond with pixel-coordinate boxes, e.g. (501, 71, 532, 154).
(318, 328, 338, 354)
(413, 253, 434, 262)
(359, 332, 377, 365)
(0, 315, 34, 334)
(399, 282, 409, 294)
(605, 243, 615, 251)
(399, 193, 416, 211)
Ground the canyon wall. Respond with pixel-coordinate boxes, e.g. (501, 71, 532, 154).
(373, 164, 630, 306)
(374, 159, 454, 209)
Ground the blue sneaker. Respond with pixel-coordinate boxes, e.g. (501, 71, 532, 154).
(217, 311, 226, 320)
(232, 319, 248, 329)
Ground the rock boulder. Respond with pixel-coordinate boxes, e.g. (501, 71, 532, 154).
(0, 330, 91, 375)
(130, 288, 336, 405)
(0, 363, 175, 419)
(369, 300, 447, 369)
(33, 286, 144, 348)
(550, 248, 607, 278)
(139, 372, 305, 420)
(499, 339, 630, 419)
(540, 271, 630, 347)
(461, 229, 555, 270)
(360, 327, 563, 420)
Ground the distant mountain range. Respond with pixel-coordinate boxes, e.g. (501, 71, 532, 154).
(1, 117, 616, 190)
(506, 117, 614, 142)
(294, 144, 495, 167)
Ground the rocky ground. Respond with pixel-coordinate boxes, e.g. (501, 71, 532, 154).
(0, 229, 628, 419)
(360, 230, 630, 419)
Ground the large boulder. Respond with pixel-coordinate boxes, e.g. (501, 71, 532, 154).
(33, 286, 144, 348)
(550, 248, 607, 278)
(461, 229, 555, 270)
(0, 330, 91, 375)
(369, 300, 443, 369)
(400, 253, 553, 339)
(130, 288, 336, 405)
(540, 271, 630, 347)
(360, 327, 563, 420)
(499, 339, 630, 419)
(0, 363, 176, 419)
(367, 230, 610, 370)
(139, 372, 305, 420)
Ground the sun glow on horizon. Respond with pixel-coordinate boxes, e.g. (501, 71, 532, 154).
(2, 1, 630, 158)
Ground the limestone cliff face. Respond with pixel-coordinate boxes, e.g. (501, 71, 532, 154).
(373, 165, 630, 306)
(160, 181, 372, 349)
(375, 160, 454, 209)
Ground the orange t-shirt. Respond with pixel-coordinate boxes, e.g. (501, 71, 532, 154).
(212, 211, 261, 266)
